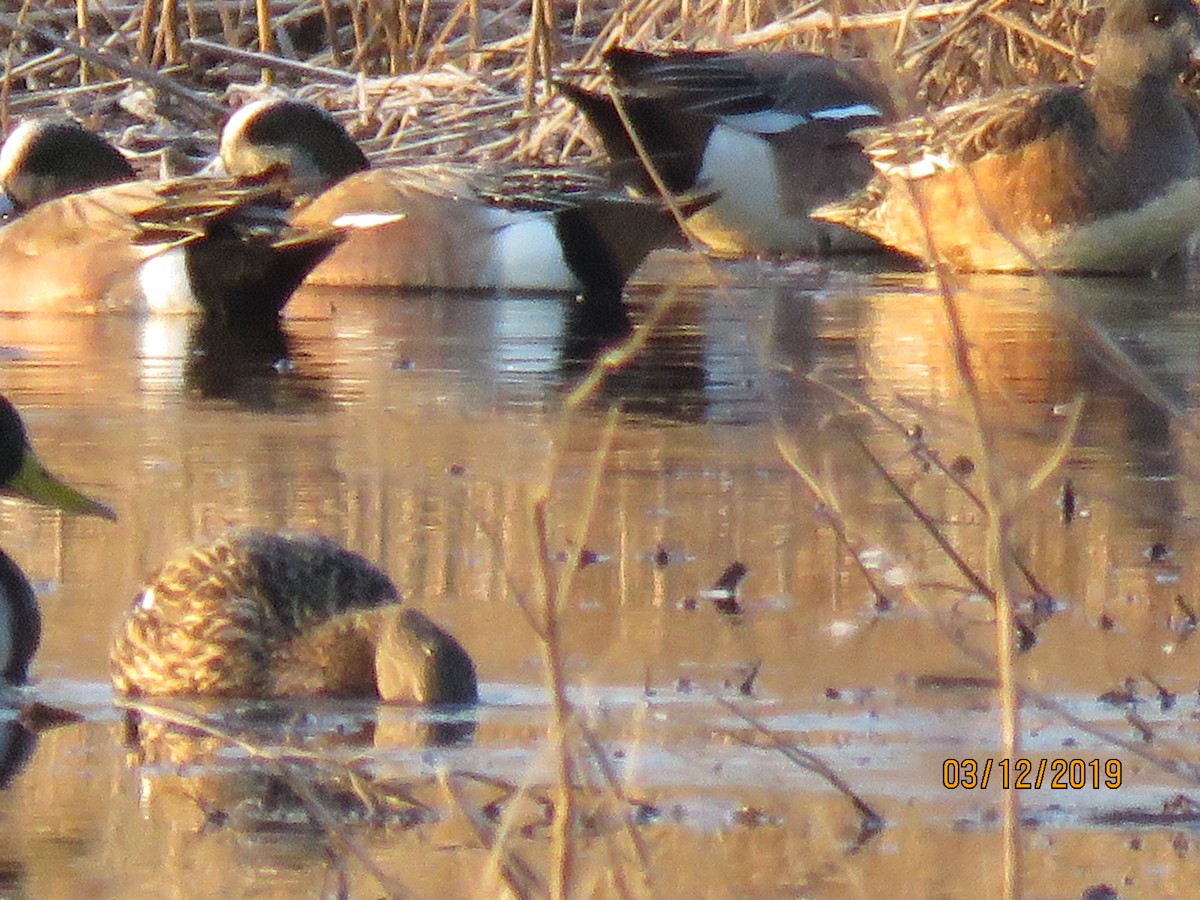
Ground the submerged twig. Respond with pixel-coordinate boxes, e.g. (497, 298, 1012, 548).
(716, 696, 885, 837)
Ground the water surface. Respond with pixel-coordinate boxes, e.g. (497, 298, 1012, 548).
(2, 253, 1200, 896)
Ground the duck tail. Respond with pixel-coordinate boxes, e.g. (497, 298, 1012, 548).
(601, 47, 675, 85)
(809, 182, 881, 231)
(556, 79, 709, 196)
(186, 214, 344, 324)
(552, 189, 718, 309)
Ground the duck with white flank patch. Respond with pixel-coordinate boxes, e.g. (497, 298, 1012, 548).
(813, 0, 1200, 274)
(557, 47, 894, 257)
(212, 98, 710, 308)
(0, 394, 115, 685)
(0, 119, 346, 322)
(111, 530, 477, 705)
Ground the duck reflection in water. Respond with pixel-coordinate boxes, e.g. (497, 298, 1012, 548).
(137, 314, 327, 411)
(559, 278, 818, 425)
(858, 273, 1190, 556)
(184, 315, 327, 410)
(0, 718, 38, 790)
(121, 701, 470, 847)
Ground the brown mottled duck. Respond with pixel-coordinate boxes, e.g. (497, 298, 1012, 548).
(110, 530, 477, 705)
(0, 393, 116, 684)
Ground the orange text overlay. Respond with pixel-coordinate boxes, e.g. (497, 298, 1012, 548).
(942, 758, 1122, 790)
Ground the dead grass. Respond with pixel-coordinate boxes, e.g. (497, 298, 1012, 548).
(0, 0, 1109, 172)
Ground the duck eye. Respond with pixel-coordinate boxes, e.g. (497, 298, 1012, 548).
(1149, 6, 1176, 26)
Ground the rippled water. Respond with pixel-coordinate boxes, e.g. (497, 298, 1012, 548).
(2, 253, 1200, 896)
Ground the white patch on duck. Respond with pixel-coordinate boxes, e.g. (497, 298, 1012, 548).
(136, 247, 200, 315)
(810, 103, 885, 121)
(217, 99, 275, 168)
(694, 124, 790, 251)
(219, 100, 266, 151)
(482, 209, 578, 292)
(720, 105, 884, 136)
(0, 121, 40, 181)
(719, 110, 809, 135)
(330, 211, 407, 230)
(872, 151, 955, 180)
(138, 587, 156, 611)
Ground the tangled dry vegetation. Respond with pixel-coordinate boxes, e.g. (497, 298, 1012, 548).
(0, 0, 1103, 174)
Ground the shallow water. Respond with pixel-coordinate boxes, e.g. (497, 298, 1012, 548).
(3, 252, 1200, 896)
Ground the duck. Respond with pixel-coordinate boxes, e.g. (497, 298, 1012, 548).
(110, 530, 478, 705)
(0, 118, 346, 322)
(811, 0, 1200, 274)
(210, 97, 710, 308)
(0, 392, 116, 685)
(556, 46, 894, 257)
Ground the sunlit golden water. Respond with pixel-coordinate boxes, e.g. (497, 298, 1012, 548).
(1, 254, 1200, 896)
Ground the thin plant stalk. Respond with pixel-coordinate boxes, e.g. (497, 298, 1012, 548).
(75, 0, 90, 84)
(255, 0, 274, 82)
(530, 407, 620, 899)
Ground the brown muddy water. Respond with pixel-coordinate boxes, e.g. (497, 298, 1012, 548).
(2, 252, 1200, 897)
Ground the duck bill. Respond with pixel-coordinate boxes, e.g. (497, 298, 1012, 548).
(4, 451, 116, 521)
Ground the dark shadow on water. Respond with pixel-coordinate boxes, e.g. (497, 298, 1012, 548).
(558, 283, 820, 425)
(0, 720, 37, 790)
(185, 316, 328, 411)
(560, 296, 633, 363)
(0, 699, 90, 791)
(1060, 276, 1198, 534)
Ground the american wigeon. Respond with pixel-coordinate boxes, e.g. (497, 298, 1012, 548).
(110, 530, 478, 704)
(0, 119, 344, 321)
(812, 0, 1200, 274)
(0, 119, 134, 209)
(557, 47, 893, 257)
(0, 393, 116, 684)
(213, 97, 708, 306)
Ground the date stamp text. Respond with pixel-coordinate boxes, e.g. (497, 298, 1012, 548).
(943, 758, 1122, 790)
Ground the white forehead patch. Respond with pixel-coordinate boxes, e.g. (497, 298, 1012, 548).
(0, 120, 41, 181)
(219, 98, 277, 159)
